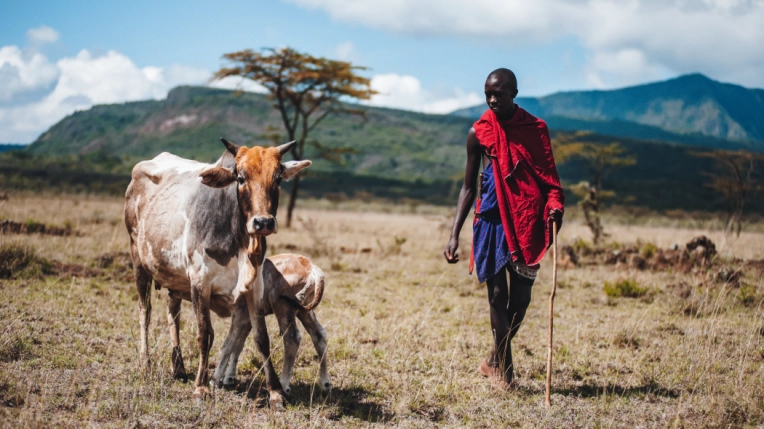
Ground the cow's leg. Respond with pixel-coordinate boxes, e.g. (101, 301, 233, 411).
(166, 293, 187, 380)
(297, 310, 331, 392)
(245, 291, 286, 408)
(134, 263, 153, 371)
(274, 303, 301, 395)
(190, 282, 214, 401)
(212, 299, 251, 388)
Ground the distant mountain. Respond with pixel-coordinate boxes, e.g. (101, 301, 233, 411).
(0, 144, 27, 153)
(452, 74, 764, 150)
(28, 86, 475, 183)
(12, 84, 760, 212)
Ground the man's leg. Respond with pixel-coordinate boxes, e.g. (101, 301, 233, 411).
(485, 267, 511, 382)
(485, 266, 533, 384)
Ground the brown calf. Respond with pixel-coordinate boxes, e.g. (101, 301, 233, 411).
(210, 253, 330, 395)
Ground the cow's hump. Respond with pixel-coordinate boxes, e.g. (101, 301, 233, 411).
(132, 152, 209, 185)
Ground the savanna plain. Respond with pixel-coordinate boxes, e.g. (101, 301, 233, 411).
(1, 192, 763, 428)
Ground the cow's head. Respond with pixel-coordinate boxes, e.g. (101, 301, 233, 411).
(199, 138, 311, 236)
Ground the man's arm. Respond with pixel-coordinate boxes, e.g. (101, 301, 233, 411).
(444, 128, 482, 263)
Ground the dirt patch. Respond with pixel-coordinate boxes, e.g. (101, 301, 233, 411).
(53, 261, 102, 278)
(565, 235, 762, 280)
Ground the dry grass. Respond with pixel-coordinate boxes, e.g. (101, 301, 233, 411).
(1, 192, 763, 428)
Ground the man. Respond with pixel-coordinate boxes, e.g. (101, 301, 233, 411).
(444, 68, 564, 390)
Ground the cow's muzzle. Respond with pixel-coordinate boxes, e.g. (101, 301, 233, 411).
(250, 216, 277, 235)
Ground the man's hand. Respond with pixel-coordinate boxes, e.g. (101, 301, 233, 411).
(444, 237, 460, 263)
(548, 209, 563, 232)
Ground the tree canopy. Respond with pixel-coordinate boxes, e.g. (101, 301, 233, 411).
(213, 47, 376, 226)
(554, 132, 637, 243)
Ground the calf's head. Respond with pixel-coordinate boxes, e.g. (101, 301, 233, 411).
(199, 138, 311, 236)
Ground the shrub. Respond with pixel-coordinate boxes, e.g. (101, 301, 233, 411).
(639, 241, 659, 259)
(0, 242, 55, 279)
(739, 284, 759, 307)
(604, 279, 648, 298)
(613, 331, 640, 349)
(572, 237, 593, 256)
(0, 336, 35, 362)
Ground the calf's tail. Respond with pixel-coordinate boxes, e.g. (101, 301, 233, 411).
(301, 276, 324, 312)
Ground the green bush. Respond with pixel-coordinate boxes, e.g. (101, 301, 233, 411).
(0, 242, 55, 279)
(739, 284, 759, 307)
(639, 241, 659, 259)
(572, 237, 594, 256)
(0, 336, 35, 362)
(604, 279, 648, 298)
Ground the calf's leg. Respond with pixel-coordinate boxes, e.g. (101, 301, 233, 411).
(212, 298, 251, 387)
(245, 291, 286, 408)
(297, 310, 331, 392)
(274, 304, 301, 395)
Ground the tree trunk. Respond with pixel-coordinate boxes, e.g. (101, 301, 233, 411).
(285, 174, 301, 228)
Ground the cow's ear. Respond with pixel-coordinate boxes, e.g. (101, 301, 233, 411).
(280, 160, 312, 181)
(200, 166, 236, 188)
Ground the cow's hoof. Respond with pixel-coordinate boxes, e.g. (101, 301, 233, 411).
(320, 381, 332, 393)
(268, 390, 287, 410)
(223, 376, 237, 389)
(173, 370, 188, 382)
(193, 386, 211, 402)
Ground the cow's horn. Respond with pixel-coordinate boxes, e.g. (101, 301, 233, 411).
(276, 141, 296, 155)
(220, 137, 240, 155)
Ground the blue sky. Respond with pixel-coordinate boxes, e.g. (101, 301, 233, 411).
(2, 0, 762, 143)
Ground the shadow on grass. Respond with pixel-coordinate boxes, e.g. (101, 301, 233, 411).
(557, 382, 681, 399)
(231, 377, 394, 422)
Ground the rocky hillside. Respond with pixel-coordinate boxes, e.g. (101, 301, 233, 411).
(453, 74, 764, 150)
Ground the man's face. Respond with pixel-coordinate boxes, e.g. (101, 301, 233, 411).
(484, 75, 518, 119)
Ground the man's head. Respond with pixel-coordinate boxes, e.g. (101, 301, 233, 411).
(484, 68, 518, 119)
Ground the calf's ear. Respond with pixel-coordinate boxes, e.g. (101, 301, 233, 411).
(200, 166, 236, 188)
(280, 160, 312, 181)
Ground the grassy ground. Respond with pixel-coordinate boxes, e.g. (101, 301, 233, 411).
(1, 193, 763, 428)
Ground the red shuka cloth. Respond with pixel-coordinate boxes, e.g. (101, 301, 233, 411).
(473, 107, 565, 266)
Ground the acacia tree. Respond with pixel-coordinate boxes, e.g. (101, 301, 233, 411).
(554, 132, 636, 243)
(696, 150, 762, 236)
(213, 47, 376, 227)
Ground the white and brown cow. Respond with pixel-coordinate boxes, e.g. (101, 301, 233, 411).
(124, 138, 310, 405)
(211, 253, 331, 395)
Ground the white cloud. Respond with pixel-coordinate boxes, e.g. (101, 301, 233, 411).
(0, 45, 60, 102)
(584, 48, 670, 89)
(365, 73, 482, 114)
(333, 41, 359, 62)
(26, 25, 59, 45)
(287, 0, 764, 89)
(0, 30, 212, 143)
(208, 75, 268, 93)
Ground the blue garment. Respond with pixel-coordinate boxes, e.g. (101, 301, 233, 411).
(473, 163, 512, 283)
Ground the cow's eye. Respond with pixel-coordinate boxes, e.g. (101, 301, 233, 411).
(237, 176, 244, 185)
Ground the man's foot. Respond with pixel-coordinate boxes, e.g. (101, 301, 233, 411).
(478, 358, 515, 391)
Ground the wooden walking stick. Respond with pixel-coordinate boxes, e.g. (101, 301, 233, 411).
(545, 219, 558, 408)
